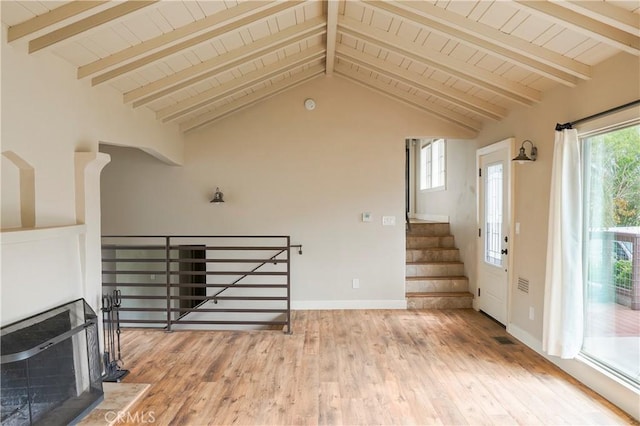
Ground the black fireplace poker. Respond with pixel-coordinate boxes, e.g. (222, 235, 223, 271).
(102, 289, 129, 383)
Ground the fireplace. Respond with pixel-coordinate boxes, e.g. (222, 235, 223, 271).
(1, 299, 103, 425)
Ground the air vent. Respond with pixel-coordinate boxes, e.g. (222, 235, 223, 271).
(493, 336, 515, 345)
(517, 277, 529, 293)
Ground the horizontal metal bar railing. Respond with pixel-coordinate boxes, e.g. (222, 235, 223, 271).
(115, 308, 288, 314)
(101, 235, 299, 332)
(102, 258, 289, 263)
(115, 295, 288, 301)
(102, 270, 287, 275)
(102, 283, 287, 288)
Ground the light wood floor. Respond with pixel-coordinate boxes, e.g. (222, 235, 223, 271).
(118, 309, 637, 425)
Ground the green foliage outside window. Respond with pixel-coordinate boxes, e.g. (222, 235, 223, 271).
(588, 125, 640, 228)
(614, 259, 633, 290)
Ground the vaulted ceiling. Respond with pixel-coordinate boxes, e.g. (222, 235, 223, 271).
(2, 1, 639, 134)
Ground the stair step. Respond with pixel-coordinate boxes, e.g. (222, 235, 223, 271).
(406, 292, 474, 309)
(406, 276, 469, 293)
(407, 222, 450, 237)
(406, 262, 465, 277)
(406, 235, 455, 249)
(406, 248, 460, 262)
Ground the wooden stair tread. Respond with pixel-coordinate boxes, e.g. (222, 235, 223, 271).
(405, 221, 471, 308)
(408, 220, 448, 223)
(406, 247, 458, 251)
(406, 292, 474, 298)
(406, 275, 468, 281)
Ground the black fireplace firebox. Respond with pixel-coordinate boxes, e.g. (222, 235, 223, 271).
(1, 299, 104, 425)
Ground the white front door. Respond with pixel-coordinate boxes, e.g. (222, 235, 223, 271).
(477, 141, 512, 325)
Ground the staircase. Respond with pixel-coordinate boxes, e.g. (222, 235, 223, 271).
(406, 222, 474, 309)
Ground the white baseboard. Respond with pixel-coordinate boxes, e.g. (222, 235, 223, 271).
(291, 299, 407, 310)
(507, 323, 639, 421)
(506, 323, 542, 351)
(413, 213, 450, 223)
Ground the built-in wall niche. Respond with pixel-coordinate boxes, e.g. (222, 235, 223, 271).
(1, 151, 35, 230)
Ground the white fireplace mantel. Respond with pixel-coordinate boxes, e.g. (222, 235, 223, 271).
(1, 224, 87, 245)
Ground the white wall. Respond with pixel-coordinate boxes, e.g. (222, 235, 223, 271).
(475, 52, 640, 419)
(413, 138, 477, 291)
(0, 26, 184, 325)
(100, 75, 476, 308)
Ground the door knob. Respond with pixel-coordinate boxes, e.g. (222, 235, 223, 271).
(501, 248, 508, 255)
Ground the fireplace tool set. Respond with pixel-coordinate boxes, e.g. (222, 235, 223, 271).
(102, 289, 129, 382)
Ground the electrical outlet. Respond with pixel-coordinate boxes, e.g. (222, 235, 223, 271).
(529, 306, 535, 320)
(382, 216, 396, 226)
(352, 278, 360, 289)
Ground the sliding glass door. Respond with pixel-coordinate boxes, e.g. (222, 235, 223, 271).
(581, 123, 640, 386)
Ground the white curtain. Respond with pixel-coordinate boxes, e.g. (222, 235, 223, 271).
(543, 129, 584, 359)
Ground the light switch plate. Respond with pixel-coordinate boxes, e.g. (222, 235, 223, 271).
(362, 212, 372, 222)
(382, 216, 396, 226)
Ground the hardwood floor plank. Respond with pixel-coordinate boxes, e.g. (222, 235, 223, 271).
(318, 381, 343, 425)
(111, 309, 637, 425)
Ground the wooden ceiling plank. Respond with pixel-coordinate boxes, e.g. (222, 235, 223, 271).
(131, 29, 325, 109)
(325, 0, 340, 75)
(159, 46, 326, 122)
(78, 1, 277, 79)
(8, 1, 110, 43)
(397, 0, 592, 80)
(366, 1, 582, 86)
(125, 17, 326, 107)
(339, 17, 540, 105)
(334, 63, 481, 133)
(336, 45, 505, 121)
(91, 1, 304, 85)
(28, 1, 159, 54)
(180, 65, 326, 132)
(557, 0, 640, 37)
(514, 1, 640, 56)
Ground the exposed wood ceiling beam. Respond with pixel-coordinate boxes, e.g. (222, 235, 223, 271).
(388, 0, 590, 81)
(366, 1, 581, 86)
(8, 1, 110, 43)
(552, 0, 640, 37)
(78, 1, 278, 79)
(91, 1, 304, 86)
(28, 1, 159, 54)
(335, 63, 481, 133)
(514, 1, 640, 56)
(159, 46, 326, 122)
(126, 18, 326, 108)
(336, 45, 506, 121)
(181, 65, 326, 133)
(325, 0, 339, 75)
(338, 17, 540, 106)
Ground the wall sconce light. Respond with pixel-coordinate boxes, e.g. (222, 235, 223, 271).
(512, 140, 537, 164)
(210, 187, 224, 203)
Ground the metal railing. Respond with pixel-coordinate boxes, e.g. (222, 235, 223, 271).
(101, 236, 301, 333)
(588, 229, 639, 310)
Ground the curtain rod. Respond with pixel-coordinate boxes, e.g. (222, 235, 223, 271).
(555, 99, 640, 131)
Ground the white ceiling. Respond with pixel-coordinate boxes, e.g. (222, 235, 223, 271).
(2, 0, 639, 134)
